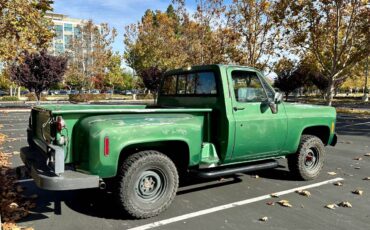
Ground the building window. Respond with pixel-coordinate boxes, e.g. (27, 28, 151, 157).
(74, 26, 81, 38)
(55, 43, 64, 54)
(64, 23, 73, 32)
(54, 25, 63, 40)
(64, 35, 73, 49)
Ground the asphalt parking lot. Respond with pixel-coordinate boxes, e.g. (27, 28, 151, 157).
(1, 111, 369, 230)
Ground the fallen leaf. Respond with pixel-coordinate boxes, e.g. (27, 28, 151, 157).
(251, 175, 259, 179)
(270, 193, 279, 198)
(353, 157, 362, 161)
(9, 202, 19, 209)
(352, 189, 363, 195)
(327, 172, 337, 175)
(354, 166, 361, 169)
(325, 204, 337, 210)
(338, 201, 352, 208)
(296, 190, 311, 197)
(12, 151, 20, 155)
(364, 153, 370, 156)
(266, 201, 275, 206)
(277, 200, 292, 207)
(363, 177, 370, 180)
(333, 181, 343, 186)
(259, 216, 268, 222)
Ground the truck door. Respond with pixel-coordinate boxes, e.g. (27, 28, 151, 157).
(228, 68, 288, 160)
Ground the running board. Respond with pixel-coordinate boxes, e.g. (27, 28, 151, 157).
(191, 160, 279, 179)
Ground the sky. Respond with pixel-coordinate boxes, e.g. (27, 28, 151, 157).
(52, 0, 198, 55)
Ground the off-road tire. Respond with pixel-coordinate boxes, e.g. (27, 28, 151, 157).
(115, 150, 178, 219)
(288, 135, 325, 180)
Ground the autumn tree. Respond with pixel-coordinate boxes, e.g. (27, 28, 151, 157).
(10, 50, 67, 102)
(0, 0, 54, 62)
(65, 20, 117, 90)
(226, 0, 286, 70)
(282, 0, 370, 105)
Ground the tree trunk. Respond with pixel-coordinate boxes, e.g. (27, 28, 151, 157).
(35, 92, 41, 104)
(325, 79, 335, 106)
(17, 86, 21, 98)
(285, 92, 289, 101)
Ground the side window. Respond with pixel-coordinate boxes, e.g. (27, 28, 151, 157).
(231, 71, 267, 102)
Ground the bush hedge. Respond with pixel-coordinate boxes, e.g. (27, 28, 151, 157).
(1, 96, 19, 101)
(69, 94, 107, 102)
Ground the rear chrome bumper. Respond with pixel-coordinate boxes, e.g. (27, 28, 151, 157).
(20, 146, 99, 191)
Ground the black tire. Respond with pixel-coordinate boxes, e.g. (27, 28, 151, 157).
(115, 150, 179, 219)
(287, 135, 325, 180)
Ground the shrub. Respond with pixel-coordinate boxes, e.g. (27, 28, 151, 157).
(25, 93, 47, 101)
(69, 94, 107, 102)
(1, 96, 19, 101)
(136, 94, 154, 100)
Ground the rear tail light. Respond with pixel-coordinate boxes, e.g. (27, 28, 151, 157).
(56, 116, 65, 132)
(104, 136, 110, 156)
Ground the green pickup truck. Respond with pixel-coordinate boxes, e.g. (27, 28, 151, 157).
(20, 64, 337, 218)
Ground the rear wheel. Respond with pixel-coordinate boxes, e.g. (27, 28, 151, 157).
(288, 135, 325, 180)
(115, 150, 178, 219)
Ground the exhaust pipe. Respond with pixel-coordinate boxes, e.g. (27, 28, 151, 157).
(99, 180, 106, 190)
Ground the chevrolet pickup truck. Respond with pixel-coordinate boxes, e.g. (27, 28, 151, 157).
(20, 64, 337, 218)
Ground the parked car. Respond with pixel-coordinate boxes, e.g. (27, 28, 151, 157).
(20, 64, 337, 219)
(20, 90, 29, 95)
(90, 89, 100, 94)
(69, 90, 79, 95)
(59, 90, 69, 95)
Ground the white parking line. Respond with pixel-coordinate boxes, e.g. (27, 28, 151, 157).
(337, 121, 370, 129)
(128, 177, 344, 230)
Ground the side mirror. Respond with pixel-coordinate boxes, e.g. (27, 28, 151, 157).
(274, 92, 283, 104)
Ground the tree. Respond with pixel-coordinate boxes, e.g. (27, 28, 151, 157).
(124, 3, 241, 89)
(104, 53, 134, 92)
(10, 50, 67, 101)
(0, 0, 54, 62)
(283, 0, 370, 105)
(140, 67, 164, 93)
(274, 58, 305, 100)
(226, 0, 286, 70)
(65, 20, 117, 90)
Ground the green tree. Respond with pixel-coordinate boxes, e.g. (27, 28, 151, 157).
(282, 0, 370, 105)
(0, 0, 54, 62)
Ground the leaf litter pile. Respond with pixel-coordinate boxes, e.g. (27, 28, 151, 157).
(0, 132, 35, 230)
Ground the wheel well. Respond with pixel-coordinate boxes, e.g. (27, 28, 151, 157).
(118, 141, 190, 175)
(302, 126, 330, 145)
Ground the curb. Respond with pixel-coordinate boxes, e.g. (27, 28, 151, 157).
(0, 109, 30, 113)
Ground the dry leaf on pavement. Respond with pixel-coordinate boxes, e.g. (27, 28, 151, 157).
(364, 153, 370, 156)
(270, 193, 279, 198)
(251, 175, 259, 179)
(363, 177, 370, 180)
(325, 204, 337, 210)
(296, 190, 311, 197)
(353, 157, 362, 161)
(266, 201, 275, 206)
(259, 216, 268, 222)
(352, 189, 363, 195)
(338, 201, 352, 208)
(333, 181, 343, 186)
(277, 200, 292, 207)
(327, 171, 337, 175)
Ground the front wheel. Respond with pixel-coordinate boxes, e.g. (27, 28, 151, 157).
(115, 150, 179, 219)
(288, 135, 325, 180)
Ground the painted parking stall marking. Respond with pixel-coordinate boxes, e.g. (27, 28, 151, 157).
(129, 177, 344, 230)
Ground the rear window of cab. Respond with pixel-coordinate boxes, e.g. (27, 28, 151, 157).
(161, 71, 217, 96)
